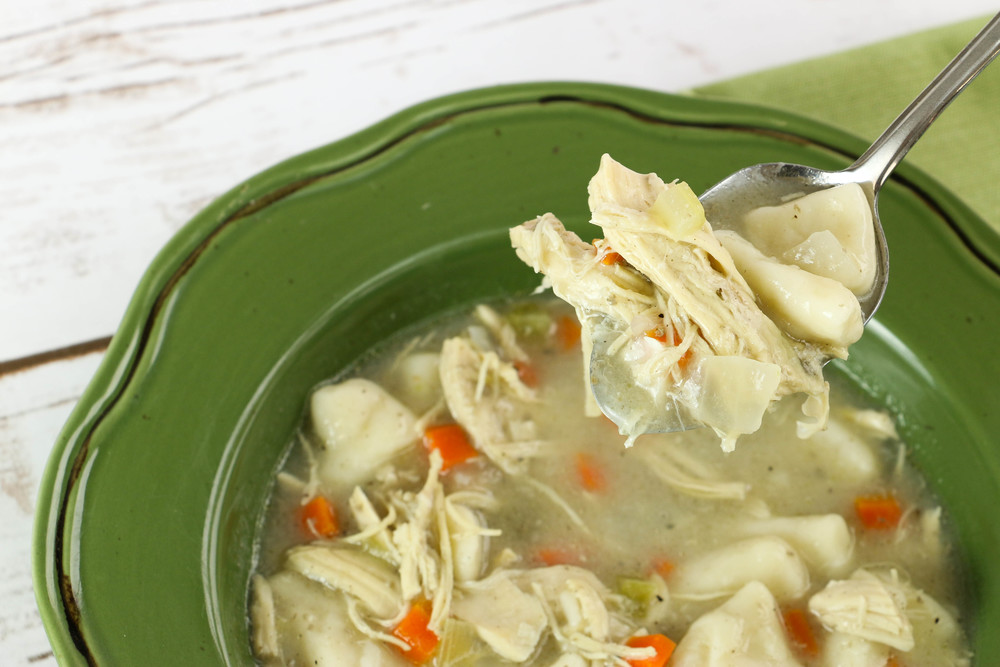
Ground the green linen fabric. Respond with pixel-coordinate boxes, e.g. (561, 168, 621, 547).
(694, 16, 1000, 234)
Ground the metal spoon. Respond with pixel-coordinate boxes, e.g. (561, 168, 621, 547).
(591, 12, 1000, 435)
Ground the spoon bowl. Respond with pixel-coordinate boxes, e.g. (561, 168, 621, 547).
(591, 12, 1000, 435)
(699, 161, 889, 321)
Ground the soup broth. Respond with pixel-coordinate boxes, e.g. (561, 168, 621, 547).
(250, 297, 970, 667)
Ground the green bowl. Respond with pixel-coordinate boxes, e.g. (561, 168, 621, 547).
(33, 83, 1000, 665)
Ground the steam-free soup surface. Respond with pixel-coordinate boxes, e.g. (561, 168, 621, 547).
(250, 297, 971, 667)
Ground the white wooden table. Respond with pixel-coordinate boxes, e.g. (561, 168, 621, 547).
(3, 1, 995, 663)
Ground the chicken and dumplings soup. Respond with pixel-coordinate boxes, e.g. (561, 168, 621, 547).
(249, 158, 971, 666)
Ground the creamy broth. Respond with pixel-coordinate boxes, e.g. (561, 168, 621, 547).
(250, 297, 971, 667)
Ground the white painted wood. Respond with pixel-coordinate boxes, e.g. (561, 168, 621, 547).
(2, 0, 996, 363)
(1, 352, 104, 666)
(2, 0, 995, 662)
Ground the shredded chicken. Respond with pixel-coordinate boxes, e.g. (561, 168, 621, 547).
(811, 567, 971, 664)
(808, 568, 914, 651)
(288, 449, 503, 641)
(439, 335, 540, 472)
(250, 575, 280, 661)
(475, 304, 530, 363)
(387, 451, 444, 604)
(510, 154, 832, 450)
(284, 544, 404, 620)
(633, 438, 747, 500)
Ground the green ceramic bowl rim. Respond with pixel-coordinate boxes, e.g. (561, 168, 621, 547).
(32, 81, 1000, 664)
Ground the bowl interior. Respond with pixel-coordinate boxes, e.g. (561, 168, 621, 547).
(36, 84, 1000, 665)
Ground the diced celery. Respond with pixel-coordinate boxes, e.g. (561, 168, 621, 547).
(618, 576, 658, 613)
(505, 303, 553, 340)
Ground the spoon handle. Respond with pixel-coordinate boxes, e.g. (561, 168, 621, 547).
(849, 12, 1000, 190)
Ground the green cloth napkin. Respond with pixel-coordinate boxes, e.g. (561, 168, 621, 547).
(693, 16, 1000, 235)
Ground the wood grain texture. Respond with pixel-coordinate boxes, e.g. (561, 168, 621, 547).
(3, 0, 997, 663)
(1, 352, 104, 666)
(3, 0, 996, 364)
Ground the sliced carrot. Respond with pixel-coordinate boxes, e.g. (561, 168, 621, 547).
(555, 315, 582, 351)
(783, 608, 820, 658)
(673, 329, 693, 370)
(601, 250, 626, 266)
(643, 325, 693, 370)
(392, 600, 439, 663)
(422, 424, 478, 471)
(644, 327, 669, 343)
(886, 655, 902, 667)
(513, 359, 539, 387)
(651, 557, 675, 579)
(625, 633, 676, 667)
(854, 494, 904, 530)
(575, 452, 607, 493)
(299, 495, 339, 539)
(593, 238, 627, 266)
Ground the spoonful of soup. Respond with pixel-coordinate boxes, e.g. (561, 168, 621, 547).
(590, 12, 1000, 443)
(512, 13, 1000, 450)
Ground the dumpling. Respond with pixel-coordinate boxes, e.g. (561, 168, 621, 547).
(741, 183, 877, 295)
(808, 569, 913, 651)
(253, 571, 408, 666)
(311, 379, 417, 488)
(671, 581, 803, 666)
(671, 536, 810, 602)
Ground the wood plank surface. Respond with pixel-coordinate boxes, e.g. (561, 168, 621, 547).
(2, 1, 996, 663)
(1, 351, 104, 665)
(3, 0, 995, 364)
